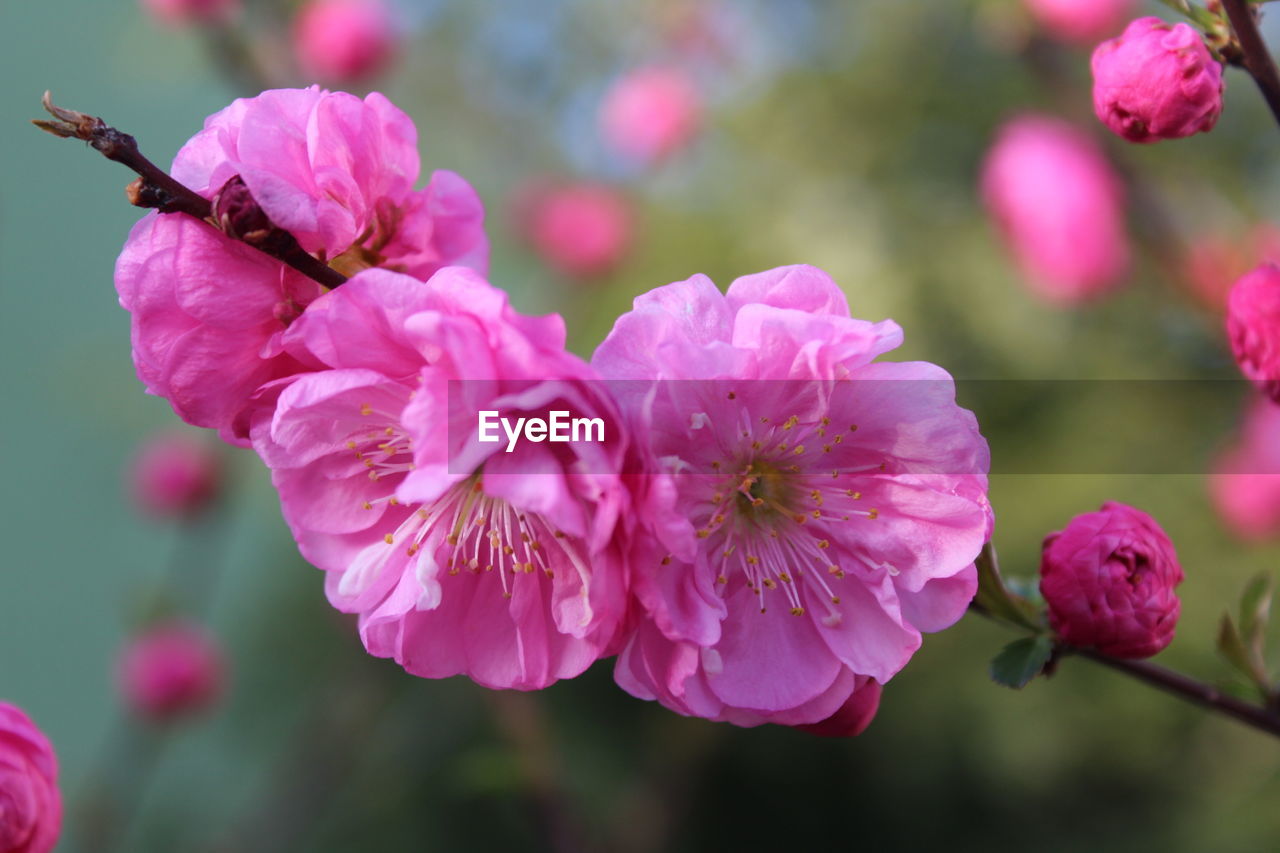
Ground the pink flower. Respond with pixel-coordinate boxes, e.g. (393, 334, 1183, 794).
(118, 623, 225, 722)
(0, 703, 61, 853)
(130, 430, 222, 517)
(294, 0, 398, 84)
(1092, 17, 1224, 143)
(1210, 398, 1280, 541)
(600, 66, 702, 165)
(1227, 262, 1280, 403)
(1040, 502, 1182, 658)
(594, 265, 992, 731)
(981, 115, 1130, 303)
(514, 181, 634, 280)
(116, 87, 489, 444)
(140, 0, 238, 27)
(1024, 0, 1137, 45)
(252, 268, 636, 690)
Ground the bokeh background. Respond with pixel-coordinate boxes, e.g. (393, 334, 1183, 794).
(3, 1, 1279, 851)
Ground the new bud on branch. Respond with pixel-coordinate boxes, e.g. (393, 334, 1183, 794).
(0, 703, 61, 853)
(1091, 17, 1224, 144)
(981, 115, 1129, 303)
(1227, 262, 1280, 404)
(118, 623, 225, 723)
(1040, 502, 1183, 659)
(130, 431, 221, 518)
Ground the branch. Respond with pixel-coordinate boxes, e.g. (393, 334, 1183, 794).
(1222, 0, 1280, 129)
(32, 92, 348, 290)
(969, 601, 1280, 740)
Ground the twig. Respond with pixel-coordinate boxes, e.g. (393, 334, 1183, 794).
(1222, 0, 1280, 128)
(32, 92, 347, 290)
(969, 601, 1280, 739)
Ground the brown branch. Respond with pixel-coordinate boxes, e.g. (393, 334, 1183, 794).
(969, 601, 1280, 740)
(1222, 0, 1280, 129)
(32, 92, 348, 290)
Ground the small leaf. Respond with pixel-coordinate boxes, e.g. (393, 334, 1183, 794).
(1238, 573, 1273, 659)
(1217, 612, 1256, 683)
(973, 543, 1041, 631)
(990, 635, 1054, 690)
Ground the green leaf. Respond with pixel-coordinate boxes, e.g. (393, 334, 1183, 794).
(1238, 573, 1273, 659)
(989, 635, 1054, 690)
(1217, 612, 1255, 681)
(973, 543, 1042, 631)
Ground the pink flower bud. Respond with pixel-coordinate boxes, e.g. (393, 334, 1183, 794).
(118, 623, 225, 723)
(1210, 398, 1280, 541)
(515, 182, 634, 279)
(130, 431, 221, 518)
(0, 704, 60, 853)
(293, 0, 397, 83)
(1227, 263, 1280, 404)
(140, 0, 238, 27)
(599, 66, 702, 165)
(1024, 0, 1137, 45)
(981, 115, 1130, 303)
(1091, 17, 1224, 143)
(1040, 502, 1183, 659)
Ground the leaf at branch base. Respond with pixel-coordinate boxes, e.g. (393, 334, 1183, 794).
(973, 542, 1042, 631)
(1238, 572, 1273, 660)
(990, 635, 1054, 690)
(1217, 612, 1261, 689)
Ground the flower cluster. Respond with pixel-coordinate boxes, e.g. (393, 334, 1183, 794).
(113, 88, 994, 736)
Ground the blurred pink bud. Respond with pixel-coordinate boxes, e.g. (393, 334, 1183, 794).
(516, 182, 634, 279)
(1227, 262, 1280, 403)
(1040, 502, 1183, 659)
(793, 681, 883, 738)
(1092, 17, 1224, 143)
(1184, 226, 1280, 310)
(140, 0, 238, 26)
(981, 115, 1130, 303)
(0, 703, 61, 853)
(130, 432, 221, 518)
(600, 66, 702, 165)
(294, 0, 397, 83)
(1210, 398, 1280, 541)
(118, 623, 225, 723)
(1024, 0, 1137, 45)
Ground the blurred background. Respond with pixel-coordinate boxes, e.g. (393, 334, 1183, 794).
(2, 1, 1280, 851)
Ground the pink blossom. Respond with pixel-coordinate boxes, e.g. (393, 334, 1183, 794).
(600, 66, 702, 165)
(1092, 17, 1224, 143)
(116, 87, 488, 444)
(1210, 398, 1280, 541)
(1040, 502, 1182, 658)
(514, 181, 634, 280)
(0, 703, 61, 853)
(140, 0, 238, 27)
(595, 265, 992, 731)
(1227, 262, 1280, 403)
(118, 623, 225, 722)
(294, 0, 398, 84)
(981, 115, 1130, 303)
(130, 430, 222, 517)
(1024, 0, 1137, 45)
(252, 268, 637, 690)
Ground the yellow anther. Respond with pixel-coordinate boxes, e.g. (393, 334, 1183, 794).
(360, 403, 373, 416)
(790, 607, 805, 616)
(817, 539, 831, 549)
(383, 533, 394, 545)
(868, 508, 879, 519)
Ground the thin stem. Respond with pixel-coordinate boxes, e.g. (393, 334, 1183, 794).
(969, 602, 1280, 740)
(1075, 649, 1280, 737)
(32, 93, 347, 290)
(1222, 0, 1280, 128)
